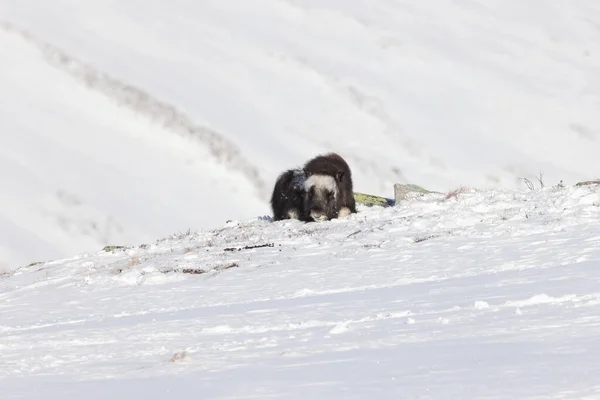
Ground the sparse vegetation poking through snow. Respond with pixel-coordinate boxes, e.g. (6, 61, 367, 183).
(26, 261, 44, 268)
(412, 234, 438, 243)
(103, 245, 127, 253)
(354, 192, 392, 207)
(520, 172, 550, 191)
(536, 171, 546, 189)
(168, 351, 188, 363)
(169, 229, 198, 241)
(445, 186, 470, 200)
(172, 263, 239, 275)
(224, 243, 275, 252)
(575, 180, 600, 187)
(551, 180, 566, 192)
(521, 177, 535, 191)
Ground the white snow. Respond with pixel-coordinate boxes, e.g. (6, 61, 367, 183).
(2, 1, 600, 269)
(0, 21, 266, 272)
(2, 2, 600, 396)
(1, 184, 600, 398)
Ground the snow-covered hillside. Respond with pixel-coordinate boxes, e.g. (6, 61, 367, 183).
(2, 1, 600, 269)
(1, 184, 600, 399)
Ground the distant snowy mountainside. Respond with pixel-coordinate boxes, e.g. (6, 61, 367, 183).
(2, 0, 600, 273)
(0, 21, 266, 271)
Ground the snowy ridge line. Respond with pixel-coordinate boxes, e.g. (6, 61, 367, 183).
(0, 20, 267, 199)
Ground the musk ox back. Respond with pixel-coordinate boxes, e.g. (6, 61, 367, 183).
(270, 168, 308, 221)
(302, 152, 357, 222)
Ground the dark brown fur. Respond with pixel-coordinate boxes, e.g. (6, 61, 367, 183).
(270, 168, 310, 222)
(303, 153, 357, 218)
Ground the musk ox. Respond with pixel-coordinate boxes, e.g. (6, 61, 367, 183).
(302, 152, 356, 222)
(270, 168, 309, 222)
(270, 152, 357, 223)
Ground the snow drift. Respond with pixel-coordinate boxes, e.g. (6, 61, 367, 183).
(1, 183, 600, 398)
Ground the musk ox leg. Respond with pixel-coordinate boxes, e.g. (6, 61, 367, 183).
(338, 206, 352, 218)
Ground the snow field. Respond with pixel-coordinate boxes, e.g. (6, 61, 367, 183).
(1, 184, 600, 398)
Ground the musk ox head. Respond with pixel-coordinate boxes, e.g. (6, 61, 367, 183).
(303, 152, 356, 216)
(303, 173, 342, 222)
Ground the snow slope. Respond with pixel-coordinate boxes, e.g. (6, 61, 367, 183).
(1, 184, 600, 399)
(2, 1, 600, 268)
(0, 22, 267, 272)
